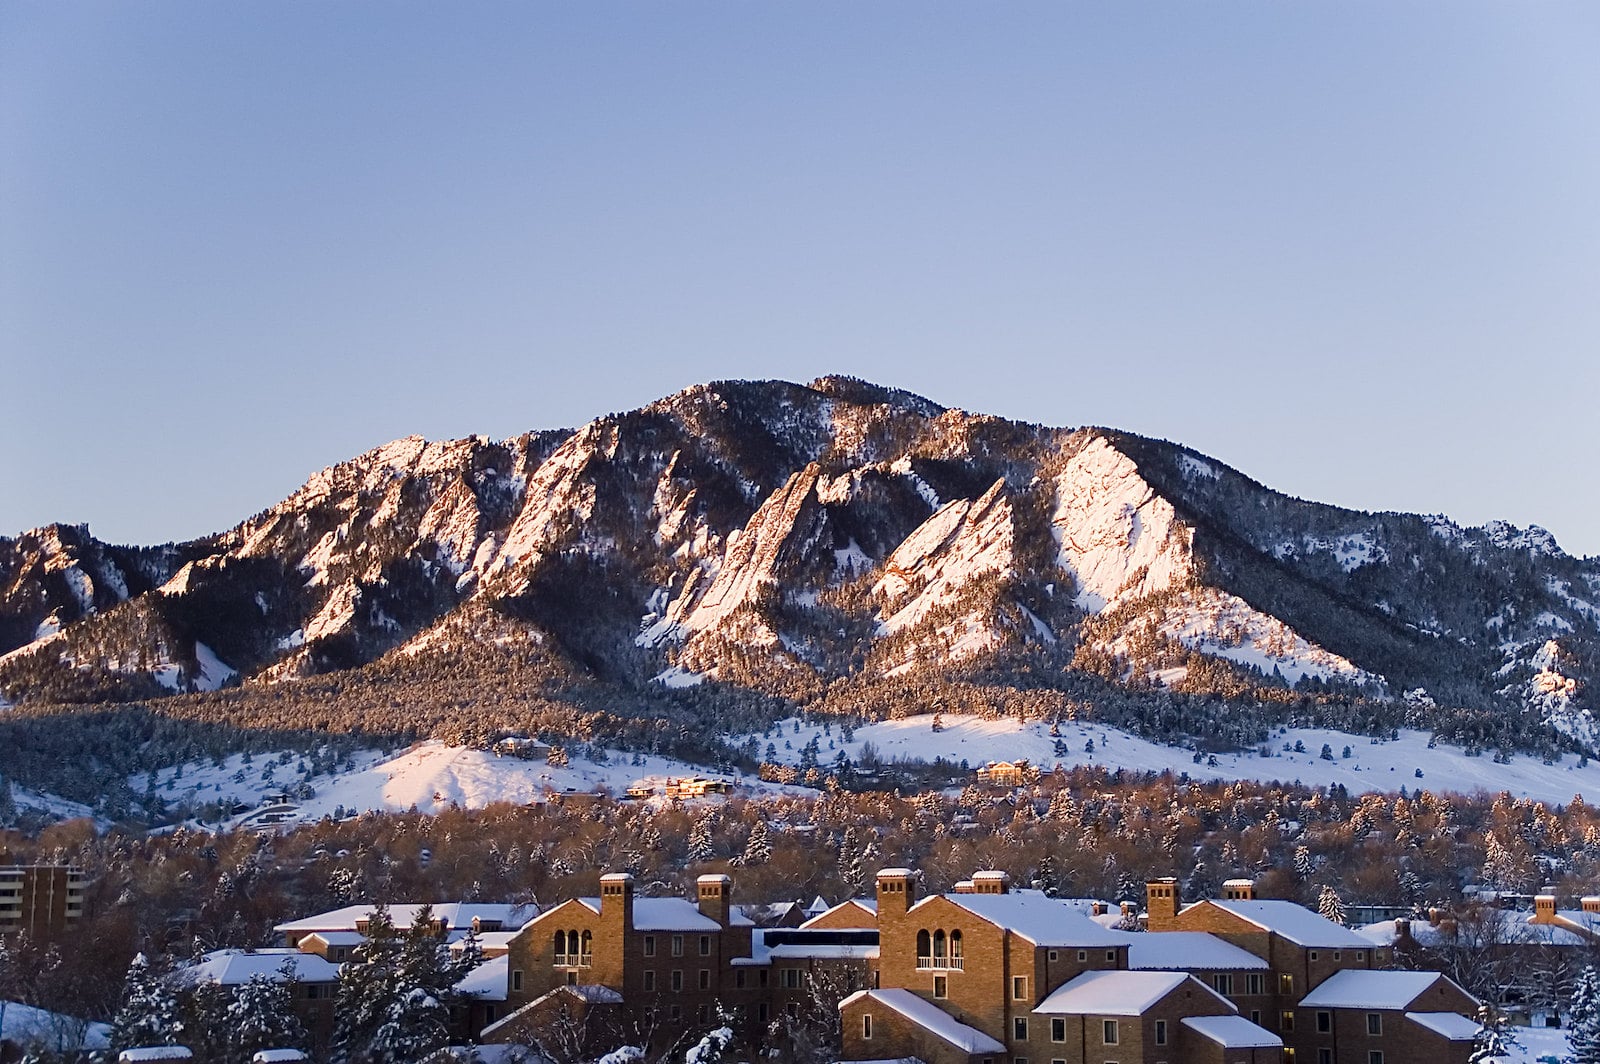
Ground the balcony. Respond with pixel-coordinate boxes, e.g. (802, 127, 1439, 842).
(916, 956, 964, 970)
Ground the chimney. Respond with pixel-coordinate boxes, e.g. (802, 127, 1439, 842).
(876, 869, 915, 919)
(1222, 878, 1256, 901)
(1394, 918, 1411, 943)
(1427, 907, 1441, 927)
(1120, 901, 1135, 918)
(1583, 897, 1600, 915)
(1534, 894, 1557, 923)
(697, 874, 732, 927)
(1146, 878, 1180, 932)
(1092, 901, 1107, 917)
(971, 870, 1010, 895)
(952, 880, 976, 894)
(600, 872, 635, 932)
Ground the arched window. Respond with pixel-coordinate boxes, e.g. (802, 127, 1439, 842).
(580, 929, 594, 965)
(933, 930, 947, 963)
(950, 930, 963, 969)
(916, 930, 931, 968)
(553, 930, 567, 963)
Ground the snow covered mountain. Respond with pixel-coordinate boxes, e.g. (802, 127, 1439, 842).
(2, 376, 1595, 752)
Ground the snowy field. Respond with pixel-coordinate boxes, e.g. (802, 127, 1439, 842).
(739, 713, 1600, 804)
(130, 741, 802, 830)
(1505, 1025, 1568, 1063)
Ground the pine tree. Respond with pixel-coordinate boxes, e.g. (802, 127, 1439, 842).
(1568, 965, 1600, 1064)
(228, 965, 307, 1061)
(332, 904, 404, 1063)
(111, 954, 185, 1052)
(740, 820, 771, 866)
(1294, 845, 1315, 880)
(1317, 885, 1347, 926)
(688, 814, 717, 864)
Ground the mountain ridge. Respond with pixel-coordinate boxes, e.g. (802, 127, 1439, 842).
(2, 376, 1595, 759)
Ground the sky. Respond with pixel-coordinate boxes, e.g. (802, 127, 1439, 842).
(2, 3, 1598, 555)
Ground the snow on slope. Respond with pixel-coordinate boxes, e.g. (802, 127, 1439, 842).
(874, 480, 1013, 636)
(134, 742, 801, 827)
(740, 713, 1600, 805)
(1051, 437, 1194, 612)
(1120, 587, 1381, 688)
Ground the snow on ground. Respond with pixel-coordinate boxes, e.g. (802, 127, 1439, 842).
(135, 741, 803, 830)
(739, 713, 1600, 804)
(1506, 1024, 1568, 1063)
(13, 784, 98, 822)
(0, 1000, 110, 1052)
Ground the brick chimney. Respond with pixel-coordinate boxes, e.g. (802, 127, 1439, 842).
(1146, 878, 1180, 932)
(1583, 897, 1600, 915)
(1092, 901, 1107, 917)
(971, 870, 1010, 895)
(697, 874, 732, 927)
(600, 872, 635, 931)
(1534, 894, 1558, 924)
(1222, 878, 1256, 901)
(876, 869, 915, 919)
(1394, 918, 1412, 944)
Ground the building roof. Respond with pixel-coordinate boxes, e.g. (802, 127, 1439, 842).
(572, 896, 728, 931)
(302, 931, 365, 947)
(1299, 970, 1448, 1010)
(1034, 971, 1221, 1016)
(0, 1000, 111, 1051)
(1121, 931, 1269, 971)
(926, 892, 1125, 947)
(453, 956, 509, 1001)
(1360, 911, 1594, 949)
(274, 902, 537, 934)
(799, 899, 878, 929)
(185, 950, 339, 986)
(1182, 1015, 1284, 1048)
(1406, 1012, 1481, 1041)
(450, 930, 517, 954)
(1203, 899, 1377, 948)
(118, 1051, 193, 1062)
(250, 1052, 308, 1063)
(840, 990, 1004, 1053)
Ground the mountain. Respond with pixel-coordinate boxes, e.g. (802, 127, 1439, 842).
(2, 376, 1596, 759)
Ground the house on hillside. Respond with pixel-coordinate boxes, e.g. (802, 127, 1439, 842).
(975, 760, 1030, 787)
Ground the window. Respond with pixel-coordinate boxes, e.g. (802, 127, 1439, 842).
(671, 970, 683, 992)
(950, 929, 964, 969)
(1356, 951, 1366, 962)
(783, 968, 802, 989)
(643, 935, 656, 957)
(565, 971, 576, 986)
(1368, 1054, 1384, 1064)
(1247, 973, 1265, 995)
(1213, 973, 1234, 995)
(934, 930, 948, 967)
(553, 929, 568, 965)
(759, 969, 768, 987)
(644, 970, 656, 991)
(1367, 1014, 1382, 1036)
(700, 935, 711, 957)
(934, 976, 948, 999)
(918, 929, 932, 968)
(1014, 1058, 1028, 1064)
(1317, 1011, 1331, 1033)
(669, 1005, 681, 1022)
(1155, 1019, 1167, 1045)
(1333, 951, 1342, 961)
(1051, 1018, 1065, 1042)
(1077, 950, 1088, 962)
(511, 969, 523, 992)
(863, 1014, 872, 1040)
(671, 935, 684, 957)
(1280, 973, 1295, 994)
(699, 969, 710, 990)
(1013, 1017, 1028, 1042)
(485, 1005, 497, 1022)
(1281, 1011, 1295, 1033)
(1319, 1051, 1333, 1064)
(786, 1002, 798, 1019)
(1106, 950, 1116, 962)
(1309, 950, 1319, 961)
(1013, 976, 1029, 1000)
(1103, 1019, 1119, 1045)
(1250, 1010, 1261, 1025)
(1049, 950, 1059, 962)
(580, 929, 592, 965)
(735, 969, 745, 988)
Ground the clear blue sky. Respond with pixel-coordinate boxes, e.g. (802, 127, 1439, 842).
(3, 2, 1597, 554)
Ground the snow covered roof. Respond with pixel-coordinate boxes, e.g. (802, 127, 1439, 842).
(575, 896, 724, 932)
(454, 955, 509, 1001)
(1204, 900, 1376, 948)
(1299, 970, 1448, 1010)
(1122, 931, 1269, 970)
(302, 931, 365, 946)
(450, 930, 517, 953)
(186, 949, 339, 986)
(1406, 1012, 1480, 1041)
(274, 902, 537, 934)
(427, 1046, 540, 1063)
(118, 1050, 193, 1062)
(799, 899, 878, 929)
(250, 1052, 308, 1063)
(1181, 1015, 1283, 1048)
(840, 990, 1004, 1053)
(1361, 911, 1594, 949)
(806, 895, 830, 914)
(1034, 971, 1224, 1016)
(928, 893, 1125, 947)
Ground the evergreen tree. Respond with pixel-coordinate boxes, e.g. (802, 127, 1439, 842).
(1568, 966, 1600, 1064)
(332, 904, 404, 1064)
(1317, 885, 1347, 925)
(228, 965, 307, 1062)
(688, 814, 717, 864)
(111, 954, 185, 1053)
(1294, 845, 1315, 880)
(740, 820, 771, 866)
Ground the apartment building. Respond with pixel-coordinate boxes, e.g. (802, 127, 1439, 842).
(0, 864, 87, 938)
